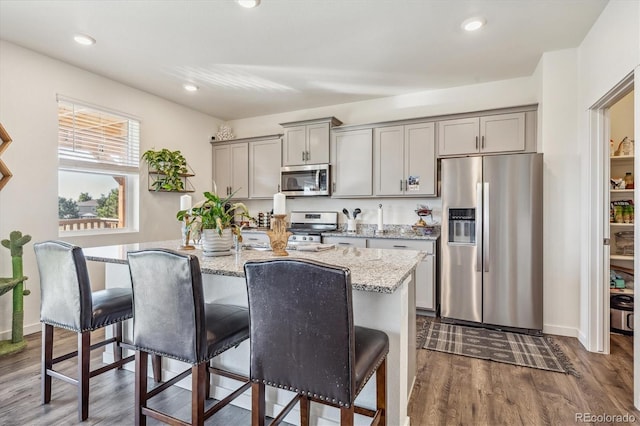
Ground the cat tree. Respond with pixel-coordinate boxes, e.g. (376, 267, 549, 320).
(0, 231, 31, 356)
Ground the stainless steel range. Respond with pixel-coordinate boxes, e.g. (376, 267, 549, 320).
(287, 211, 338, 244)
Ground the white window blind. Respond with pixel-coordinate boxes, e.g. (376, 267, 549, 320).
(58, 100, 140, 172)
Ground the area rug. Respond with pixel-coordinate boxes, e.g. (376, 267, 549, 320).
(419, 320, 580, 377)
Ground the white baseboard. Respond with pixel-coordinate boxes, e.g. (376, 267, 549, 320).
(0, 322, 40, 340)
(542, 324, 579, 338)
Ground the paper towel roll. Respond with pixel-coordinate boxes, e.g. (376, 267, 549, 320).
(377, 204, 383, 231)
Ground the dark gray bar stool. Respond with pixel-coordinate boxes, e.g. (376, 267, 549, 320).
(128, 248, 250, 426)
(34, 240, 146, 421)
(244, 258, 389, 426)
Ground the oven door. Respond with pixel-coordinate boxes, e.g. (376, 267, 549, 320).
(281, 164, 329, 196)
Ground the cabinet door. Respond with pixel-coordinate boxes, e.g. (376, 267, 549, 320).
(307, 122, 330, 164)
(374, 126, 404, 196)
(282, 125, 306, 166)
(416, 255, 435, 310)
(480, 113, 525, 153)
(249, 138, 281, 199)
(230, 143, 249, 199)
(212, 144, 232, 196)
(405, 123, 436, 196)
(322, 236, 368, 248)
(331, 129, 373, 197)
(437, 117, 480, 156)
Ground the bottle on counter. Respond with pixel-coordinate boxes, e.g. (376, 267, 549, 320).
(624, 172, 634, 189)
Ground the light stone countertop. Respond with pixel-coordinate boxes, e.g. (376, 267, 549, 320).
(83, 240, 425, 294)
(243, 226, 441, 241)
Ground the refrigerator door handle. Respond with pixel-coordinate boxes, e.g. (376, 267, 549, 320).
(476, 182, 483, 272)
(484, 182, 490, 272)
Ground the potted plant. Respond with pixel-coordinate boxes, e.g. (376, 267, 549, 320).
(177, 190, 251, 254)
(142, 148, 189, 191)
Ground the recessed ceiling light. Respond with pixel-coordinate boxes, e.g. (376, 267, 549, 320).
(237, 0, 260, 8)
(74, 34, 96, 46)
(461, 17, 486, 32)
(183, 84, 199, 92)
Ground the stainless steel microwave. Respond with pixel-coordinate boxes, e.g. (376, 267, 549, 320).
(280, 164, 330, 196)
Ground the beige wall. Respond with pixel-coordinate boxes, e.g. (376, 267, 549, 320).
(610, 90, 635, 146)
(0, 41, 222, 338)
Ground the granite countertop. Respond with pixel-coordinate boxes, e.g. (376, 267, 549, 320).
(84, 240, 425, 294)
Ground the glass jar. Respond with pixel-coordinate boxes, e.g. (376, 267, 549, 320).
(624, 172, 634, 189)
(621, 137, 633, 156)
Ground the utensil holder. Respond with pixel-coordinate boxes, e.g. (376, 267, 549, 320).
(347, 219, 357, 233)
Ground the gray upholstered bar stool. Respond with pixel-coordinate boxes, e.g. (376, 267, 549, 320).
(34, 240, 141, 421)
(244, 258, 389, 426)
(127, 248, 250, 426)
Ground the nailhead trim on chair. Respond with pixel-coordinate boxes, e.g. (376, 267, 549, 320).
(41, 313, 134, 333)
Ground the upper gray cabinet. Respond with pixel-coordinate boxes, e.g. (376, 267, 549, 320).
(438, 112, 533, 157)
(281, 117, 342, 166)
(249, 135, 282, 199)
(373, 122, 436, 197)
(331, 128, 373, 197)
(212, 142, 249, 199)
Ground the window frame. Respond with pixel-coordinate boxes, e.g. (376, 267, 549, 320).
(56, 96, 140, 236)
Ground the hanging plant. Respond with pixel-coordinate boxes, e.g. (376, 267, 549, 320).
(142, 148, 189, 191)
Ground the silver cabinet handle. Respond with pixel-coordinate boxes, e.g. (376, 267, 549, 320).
(393, 245, 408, 249)
(481, 135, 485, 149)
(277, 184, 280, 192)
(332, 182, 336, 192)
(302, 151, 305, 162)
(476, 182, 482, 272)
(338, 242, 351, 245)
(483, 182, 489, 272)
(405, 179, 408, 191)
(475, 136, 479, 149)
(400, 180, 403, 191)
(306, 151, 310, 161)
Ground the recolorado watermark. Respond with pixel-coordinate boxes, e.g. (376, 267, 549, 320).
(576, 412, 636, 423)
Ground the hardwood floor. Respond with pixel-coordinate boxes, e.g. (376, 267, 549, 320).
(0, 325, 638, 425)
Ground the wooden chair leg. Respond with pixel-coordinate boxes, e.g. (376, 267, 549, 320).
(376, 358, 387, 426)
(192, 363, 207, 426)
(41, 324, 53, 404)
(300, 395, 310, 426)
(78, 331, 91, 421)
(114, 322, 123, 367)
(251, 382, 265, 426)
(135, 351, 148, 426)
(151, 354, 162, 383)
(205, 360, 211, 399)
(340, 405, 355, 426)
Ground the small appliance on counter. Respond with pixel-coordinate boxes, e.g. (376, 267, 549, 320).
(611, 294, 634, 335)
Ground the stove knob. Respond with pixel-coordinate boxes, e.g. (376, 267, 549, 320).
(302, 236, 307, 241)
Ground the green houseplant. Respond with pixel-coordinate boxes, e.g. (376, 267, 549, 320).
(142, 148, 189, 191)
(177, 190, 251, 253)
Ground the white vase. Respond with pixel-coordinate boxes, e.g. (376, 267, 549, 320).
(201, 228, 233, 253)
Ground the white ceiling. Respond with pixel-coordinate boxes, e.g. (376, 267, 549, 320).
(0, 0, 608, 121)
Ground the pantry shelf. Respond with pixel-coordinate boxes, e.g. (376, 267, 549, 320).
(611, 254, 634, 261)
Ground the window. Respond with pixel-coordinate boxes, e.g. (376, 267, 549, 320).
(57, 97, 139, 234)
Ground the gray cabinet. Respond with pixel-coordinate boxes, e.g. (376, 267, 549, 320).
(323, 236, 437, 311)
(212, 142, 248, 198)
(249, 136, 282, 199)
(373, 122, 436, 196)
(331, 128, 373, 197)
(438, 112, 527, 156)
(281, 117, 342, 166)
(367, 238, 436, 311)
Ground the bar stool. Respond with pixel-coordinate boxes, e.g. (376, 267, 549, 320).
(34, 240, 142, 421)
(127, 248, 250, 426)
(244, 258, 389, 426)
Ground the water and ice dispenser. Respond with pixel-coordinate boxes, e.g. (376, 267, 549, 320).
(448, 208, 476, 244)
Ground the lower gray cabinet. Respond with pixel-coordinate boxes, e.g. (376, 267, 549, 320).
(323, 236, 437, 311)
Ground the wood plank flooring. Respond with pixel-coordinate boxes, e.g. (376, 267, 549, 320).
(0, 324, 638, 425)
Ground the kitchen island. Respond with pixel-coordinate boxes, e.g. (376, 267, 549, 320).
(84, 240, 424, 426)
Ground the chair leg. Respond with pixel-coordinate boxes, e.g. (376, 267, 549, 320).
(340, 405, 355, 426)
(251, 382, 265, 426)
(192, 363, 207, 426)
(114, 322, 123, 367)
(152, 354, 162, 383)
(300, 395, 310, 426)
(41, 323, 53, 405)
(135, 351, 148, 426)
(376, 358, 387, 426)
(205, 360, 211, 399)
(78, 331, 91, 421)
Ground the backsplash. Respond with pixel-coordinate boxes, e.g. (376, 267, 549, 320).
(243, 197, 442, 227)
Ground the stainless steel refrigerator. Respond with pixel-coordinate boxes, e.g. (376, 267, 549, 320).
(440, 153, 543, 332)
